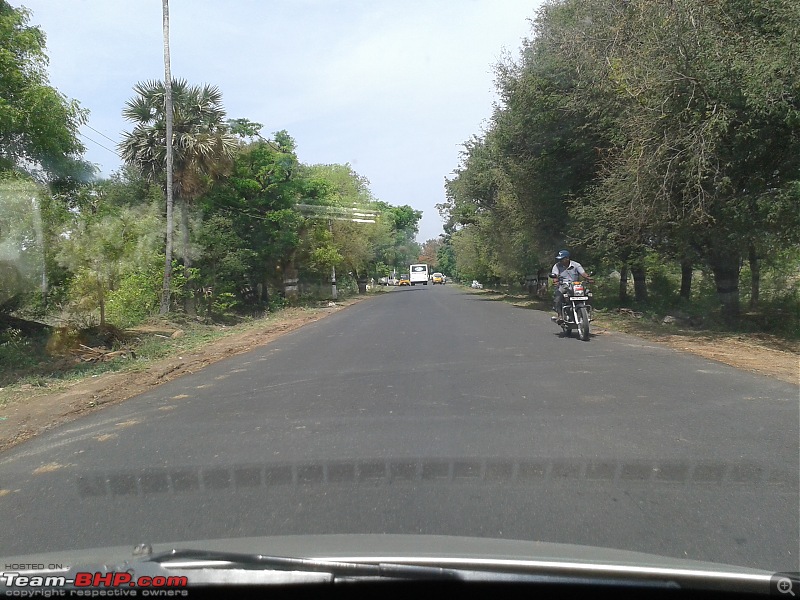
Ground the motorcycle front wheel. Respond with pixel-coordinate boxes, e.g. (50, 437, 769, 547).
(577, 307, 590, 341)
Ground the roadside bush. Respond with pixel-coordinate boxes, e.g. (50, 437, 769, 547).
(0, 328, 37, 370)
(738, 258, 800, 337)
(105, 268, 161, 328)
(269, 295, 289, 311)
(211, 292, 239, 316)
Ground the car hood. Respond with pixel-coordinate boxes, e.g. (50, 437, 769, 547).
(1, 534, 780, 588)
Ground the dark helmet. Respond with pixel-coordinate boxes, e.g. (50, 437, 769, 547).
(556, 249, 570, 260)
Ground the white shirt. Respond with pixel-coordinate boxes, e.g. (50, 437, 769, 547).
(551, 260, 586, 285)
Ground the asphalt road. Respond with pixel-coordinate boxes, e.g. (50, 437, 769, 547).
(1, 285, 798, 571)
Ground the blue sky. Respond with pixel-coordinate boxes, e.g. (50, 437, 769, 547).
(17, 0, 543, 242)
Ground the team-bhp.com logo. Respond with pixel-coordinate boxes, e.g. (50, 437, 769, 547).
(2, 570, 188, 596)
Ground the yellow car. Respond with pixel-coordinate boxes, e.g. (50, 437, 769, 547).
(398, 275, 411, 286)
(432, 272, 444, 284)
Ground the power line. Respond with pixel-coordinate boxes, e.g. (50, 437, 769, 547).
(84, 124, 118, 145)
(79, 131, 120, 157)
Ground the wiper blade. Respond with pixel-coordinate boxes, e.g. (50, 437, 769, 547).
(140, 549, 682, 589)
(144, 548, 462, 581)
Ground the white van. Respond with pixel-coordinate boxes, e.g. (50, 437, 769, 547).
(409, 264, 429, 285)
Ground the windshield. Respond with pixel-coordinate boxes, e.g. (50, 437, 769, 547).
(0, 0, 798, 592)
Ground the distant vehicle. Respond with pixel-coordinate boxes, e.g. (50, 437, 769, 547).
(432, 272, 444, 284)
(409, 263, 429, 285)
(471, 280, 483, 289)
(398, 274, 411, 286)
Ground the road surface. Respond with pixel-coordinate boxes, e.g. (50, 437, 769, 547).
(1, 285, 797, 571)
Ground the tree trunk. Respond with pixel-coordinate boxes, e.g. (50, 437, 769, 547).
(181, 200, 196, 316)
(98, 280, 105, 328)
(748, 244, 759, 310)
(631, 264, 648, 302)
(619, 264, 629, 303)
(679, 260, 692, 300)
(261, 276, 270, 306)
(37, 199, 48, 306)
(207, 262, 216, 316)
(42, 268, 49, 308)
(538, 269, 549, 298)
(159, 0, 174, 315)
(283, 261, 299, 303)
(357, 270, 368, 294)
(709, 253, 741, 322)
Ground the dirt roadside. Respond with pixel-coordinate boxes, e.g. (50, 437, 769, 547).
(591, 319, 799, 385)
(1, 293, 797, 454)
(483, 290, 798, 386)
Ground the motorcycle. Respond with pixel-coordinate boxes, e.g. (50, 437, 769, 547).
(551, 280, 593, 341)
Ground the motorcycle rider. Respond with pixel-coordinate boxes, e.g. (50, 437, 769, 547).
(550, 250, 594, 323)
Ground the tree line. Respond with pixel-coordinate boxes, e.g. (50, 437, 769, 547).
(0, 1, 422, 329)
(439, 0, 800, 322)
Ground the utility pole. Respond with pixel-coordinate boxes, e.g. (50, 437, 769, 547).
(160, 0, 174, 314)
(329, 218, 337, 300)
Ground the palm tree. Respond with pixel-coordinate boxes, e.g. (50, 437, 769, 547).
(119, 78, 238, 314)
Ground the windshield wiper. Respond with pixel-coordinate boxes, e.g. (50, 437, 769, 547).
(141, 548, 462, 581)
(138, 548, 685, 589)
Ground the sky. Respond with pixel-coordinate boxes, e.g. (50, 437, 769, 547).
(16, 0, 543, 242)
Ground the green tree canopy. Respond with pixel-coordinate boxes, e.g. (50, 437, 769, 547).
(0, 1, 88, 181)
(440, 0, 800, 318)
